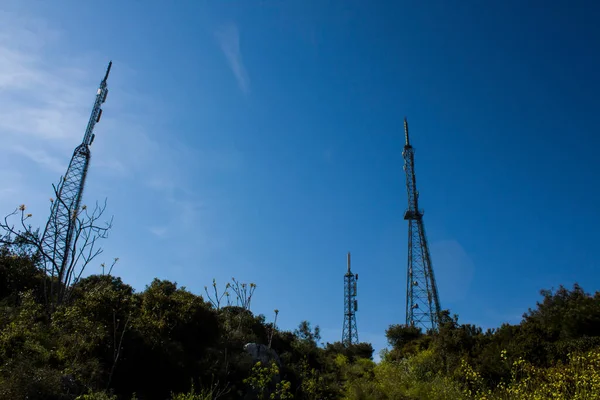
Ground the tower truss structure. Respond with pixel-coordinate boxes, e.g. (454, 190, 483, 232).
(342, 252, 359, 346)
(402, 118, 442, 331)
(41, 62, 112, 292)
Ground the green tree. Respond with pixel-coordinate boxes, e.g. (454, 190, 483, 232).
(113, 279, 220, 399)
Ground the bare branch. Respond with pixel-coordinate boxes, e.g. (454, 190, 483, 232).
(1, 194, 115, 309)
(105, 257, 119, 276)
(268, 309, 279, 349)
(106, 311, 130, 390)
(229, 277, 256, 311)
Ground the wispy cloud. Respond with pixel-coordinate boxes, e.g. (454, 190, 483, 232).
(215, 23, 250, 94)
(0, 15, 91, 145)
(0, 8, 242, 291)
(149, 226, 168, 238)
(9, 145, 66, 173)
(0, 11, 173, 222)
(0, 10, 174, 188)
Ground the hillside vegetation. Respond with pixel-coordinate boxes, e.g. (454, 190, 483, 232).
(1, 243, 600, 399)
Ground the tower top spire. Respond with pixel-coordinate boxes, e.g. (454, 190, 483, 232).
(347, 252, 351, 273)
(404, 117, 411, 147)
(103, 61, 113, 83)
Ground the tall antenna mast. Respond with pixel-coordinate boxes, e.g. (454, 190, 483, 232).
(41, 61, 112, 302)
(342, 252, 359, 346)
(402, 118, 442, 331)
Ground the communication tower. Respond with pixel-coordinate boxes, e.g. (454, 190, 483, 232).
(402, 118, 442, 331)
(41, 62, 112, 299)
(342, 252, 359, 346)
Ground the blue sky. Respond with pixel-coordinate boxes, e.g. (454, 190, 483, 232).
(1, 0, 599, 358)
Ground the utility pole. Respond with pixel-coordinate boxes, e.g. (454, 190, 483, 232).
(342, 252, 359, 346)
(402, 118, 442, 331)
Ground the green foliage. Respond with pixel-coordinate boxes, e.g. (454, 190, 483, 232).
(1, 243, 600, 400)
(354, 283, 600, 400)
(525, 284, 600, 340)
(386, 324, 422, 349)
(0, 248, 356, 399)
(243, 361, 293, 399)
(75, 392, 117, 400)
(295, 321, 321, 347)
(384, 324, 428, 361)
(170, 383, 215, 400)
(0, 246, 44, 304)
(114, 279, 222, 399)
(0, 290, 66, 399)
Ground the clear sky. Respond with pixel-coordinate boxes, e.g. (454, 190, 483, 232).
(1, 0, 599, 358)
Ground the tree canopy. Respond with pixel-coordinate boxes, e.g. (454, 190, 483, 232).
(1, 230, 600, 399)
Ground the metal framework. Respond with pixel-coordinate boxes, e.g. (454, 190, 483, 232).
(402, 118, 442, 331)
(342, 252, 359, 346)
(41, 62, 112, 285)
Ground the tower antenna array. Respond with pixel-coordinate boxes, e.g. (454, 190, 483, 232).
(402, 118, 442, 331)
(342, 252, 359, 346)
(41, 61, 112, 300)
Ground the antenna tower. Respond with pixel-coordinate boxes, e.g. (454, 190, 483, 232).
(402, 118, 441, 331)
(342, 252, 359, 346)
(41, 62, 112, 293)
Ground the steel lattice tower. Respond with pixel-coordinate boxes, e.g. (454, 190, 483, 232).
(402, 118, 442, 331)
(41, 62, 112, 287)
(342, 252, 359, 346)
